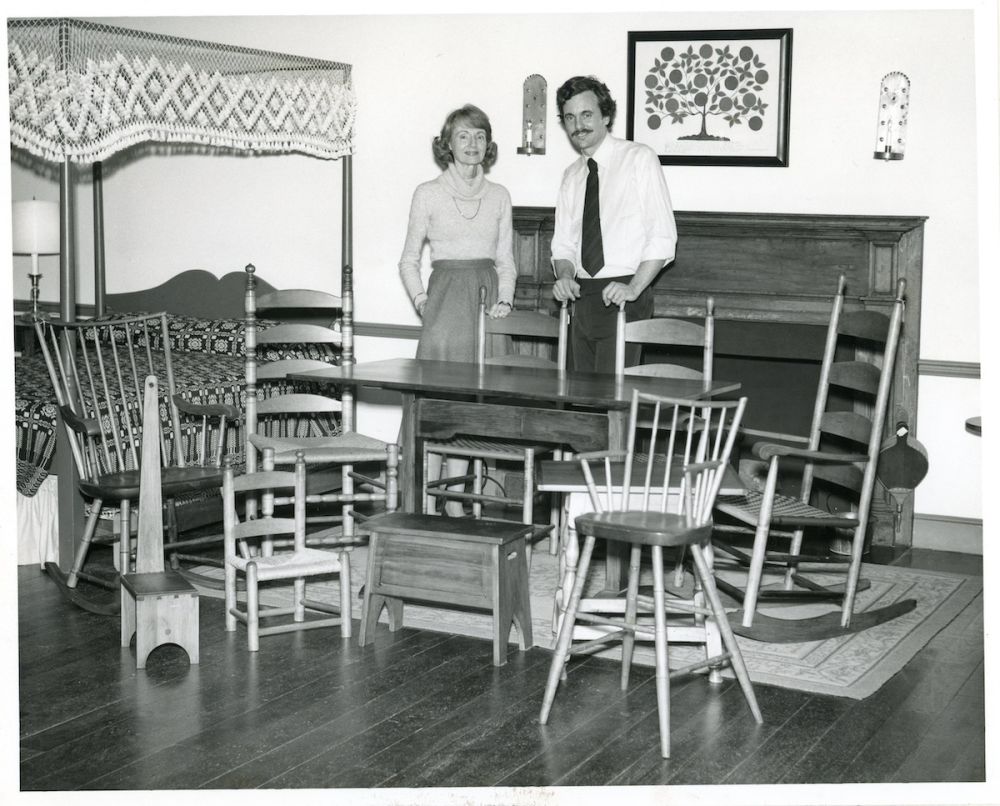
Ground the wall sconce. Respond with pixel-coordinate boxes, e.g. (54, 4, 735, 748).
(517, 74, 547, 156)
(12, 199, 60, 321)
(874, 71, 910, 160)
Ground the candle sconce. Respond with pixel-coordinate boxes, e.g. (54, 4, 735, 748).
(874, 71, 910, 160)
(517, 74, 547, 156)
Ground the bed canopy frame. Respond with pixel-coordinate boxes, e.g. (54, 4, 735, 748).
(8, 16, 357, 353)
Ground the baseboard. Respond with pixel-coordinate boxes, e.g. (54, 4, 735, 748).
(912, 513, 982, 555)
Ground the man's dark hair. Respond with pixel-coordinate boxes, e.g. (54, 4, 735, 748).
(555, 76, 617, 129)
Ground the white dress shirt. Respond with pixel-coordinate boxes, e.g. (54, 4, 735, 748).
(551, 134, 677, 280)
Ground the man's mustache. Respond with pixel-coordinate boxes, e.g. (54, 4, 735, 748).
(573, 128, 592, 137)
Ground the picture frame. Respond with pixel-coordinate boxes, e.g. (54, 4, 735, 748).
(626, 28, 793, 167)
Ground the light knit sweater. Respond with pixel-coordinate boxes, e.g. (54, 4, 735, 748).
(398, 165, 517, 305)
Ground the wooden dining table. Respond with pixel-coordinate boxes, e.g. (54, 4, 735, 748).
(291, 357, 741, 590)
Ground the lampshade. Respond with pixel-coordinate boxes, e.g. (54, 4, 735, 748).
(12, 200, 60, 255)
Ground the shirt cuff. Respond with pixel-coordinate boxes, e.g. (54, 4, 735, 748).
(413, 292, 428, 308)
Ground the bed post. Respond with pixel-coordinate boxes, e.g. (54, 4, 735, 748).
(57, 20, 76, 324)
(341, 154, 356, 433)
(93, 162, 106, 317)
(341, 154, 354, 366)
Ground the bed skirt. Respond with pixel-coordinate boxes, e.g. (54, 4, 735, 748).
(17, 475, 59, 567)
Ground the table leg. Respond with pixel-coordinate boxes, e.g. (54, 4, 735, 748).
(399, 392, 417, 512)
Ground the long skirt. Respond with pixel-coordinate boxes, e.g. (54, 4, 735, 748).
(416, 258, 500, 362)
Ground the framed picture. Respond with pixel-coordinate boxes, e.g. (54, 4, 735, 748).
(627, 28, 793, 167)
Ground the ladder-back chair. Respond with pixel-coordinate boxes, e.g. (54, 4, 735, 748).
(421, 289, 569, 552)
(34, 312, 236, 614)
(539, 390, 760, 759)
(223, 449, 353, 650)
(245, 264, 398, 543)
(713, 276, 913, 640)
(615, 297, 714, 382)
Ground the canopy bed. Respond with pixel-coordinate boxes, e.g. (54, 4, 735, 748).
(9, 17, 359, 570)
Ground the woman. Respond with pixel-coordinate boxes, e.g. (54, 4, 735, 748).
(398, 104, 515, 515)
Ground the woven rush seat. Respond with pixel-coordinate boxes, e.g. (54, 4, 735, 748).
(425, 435, 550, 456)
(717, 490, 861, 528)
(227, 546, 347, 581)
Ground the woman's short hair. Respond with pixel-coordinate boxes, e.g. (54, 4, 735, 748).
(432, 104, 499, 171)
(556, 76, 617, 130)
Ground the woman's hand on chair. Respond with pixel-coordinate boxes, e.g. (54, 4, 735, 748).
(489, 300, 513, 319)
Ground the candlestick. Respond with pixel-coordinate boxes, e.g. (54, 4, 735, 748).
(23, 272, 42, 322)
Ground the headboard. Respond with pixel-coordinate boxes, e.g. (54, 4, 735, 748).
(106, 269, 277, 319)
(512, 206, 927, 549)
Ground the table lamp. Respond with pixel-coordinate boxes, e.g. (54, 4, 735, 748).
(13, 199, 60, 321)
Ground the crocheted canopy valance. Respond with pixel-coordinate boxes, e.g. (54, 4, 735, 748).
(8, 17, 357, 163)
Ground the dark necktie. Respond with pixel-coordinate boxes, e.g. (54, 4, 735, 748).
(581, 158, 605, 276)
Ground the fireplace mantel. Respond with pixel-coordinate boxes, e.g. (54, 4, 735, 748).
(512, 206, 927, 548)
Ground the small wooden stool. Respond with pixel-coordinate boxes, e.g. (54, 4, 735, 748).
(121, 571, 200, 669)
(358, 513, 533, 666)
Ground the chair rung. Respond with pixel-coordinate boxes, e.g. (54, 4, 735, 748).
(257, 617, 344, 636)
(300, 598, 343, 615)
(575, 611, 635, 630)
(426, 489, 517, 506)
(669, 652, 733, 680)
(755, 588, 843, 602)
(566, 630, 628, 657)
(347, 471, 385, 489)
(765, 551, 852, 565)
(425, 474, 476, 489)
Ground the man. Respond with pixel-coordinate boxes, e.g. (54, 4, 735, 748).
(551, 75, 678, 373)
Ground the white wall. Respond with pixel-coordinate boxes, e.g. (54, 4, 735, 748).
(9, 7, 994, 530)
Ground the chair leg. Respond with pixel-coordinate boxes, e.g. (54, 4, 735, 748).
(741, 457, 780, 628)
(548, 449, 564, 556)
(841, 523, 867, 628)
(673, 545, 686, 588)
(540, 534, 596, 725)
(294, 577, 305, 622)
(422, 447, 434, 514)
(342, 463, 356, 540)
(224, 562, 237, 632)
(522, 451, 535, 566)
(651, 545, 671, 758)
(66, 500, 105, 588)
(690, 542, 762, 724)
(340, 550, 352, 639)
(472, 457, 484, 519)
(522, 449, 535, 525)
(246, 562, 260, 652)
(620, 543, 643, 691)
(783, 525, 806, 591)
(553, 515, 580, 634)
(119, 499, 132, 577)
(385, 444, 399, 513)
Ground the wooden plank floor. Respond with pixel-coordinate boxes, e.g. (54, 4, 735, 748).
(17, 547, 986, 793)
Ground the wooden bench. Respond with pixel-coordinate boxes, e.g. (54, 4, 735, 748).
(358, 513, 533, 666)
